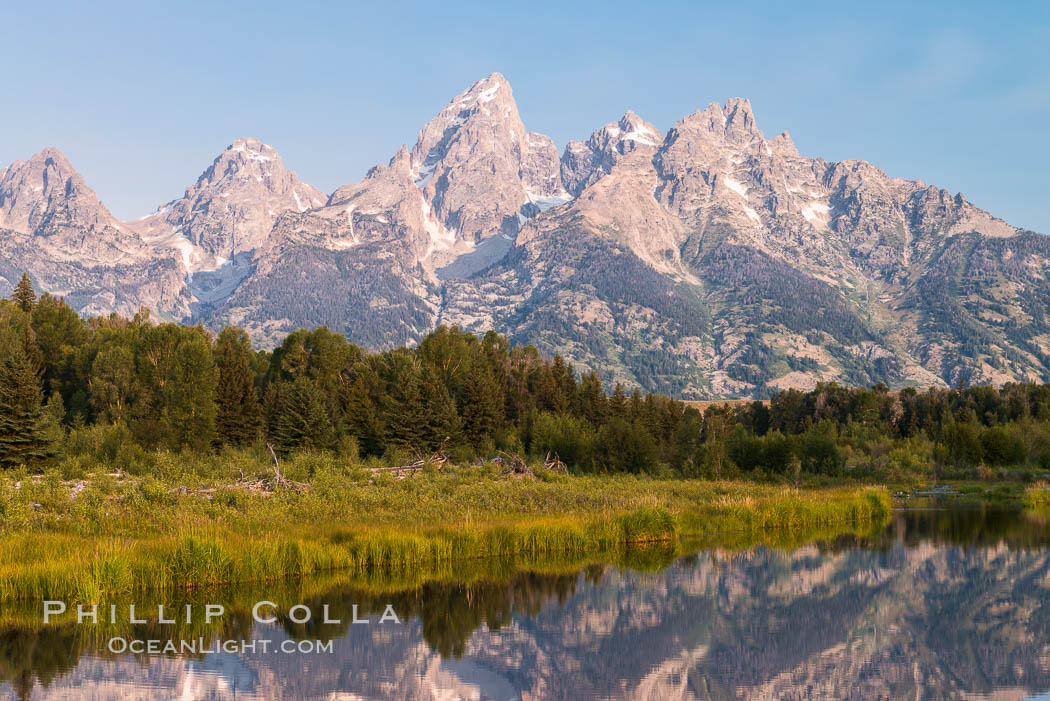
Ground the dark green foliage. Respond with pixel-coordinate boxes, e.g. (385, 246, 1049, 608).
(699, 246, 873, 345)
(341, 376, 384, 456)
(10, 264, 1050, 479)
(31, 294, 87, 402)
(799, 427, 841, 475)
(10, 273, 36, 313)
(980, 426, 1026, 466)
(493, 228, 712, 397)
(0, 306, 52, 467)
(135, 324, 218, 451)
(592, 418, 658, 474)
(89, 342, 141, 425)
(529, 412, 596, 468)
(202, 245, 435, 351)
(215, 327, 262, 446)
(272, 377, 335, 451)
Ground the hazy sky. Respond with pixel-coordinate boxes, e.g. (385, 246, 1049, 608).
(2, 0, 1047, 232)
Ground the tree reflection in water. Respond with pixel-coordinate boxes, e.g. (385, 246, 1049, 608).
(5, 505, 1050, 700)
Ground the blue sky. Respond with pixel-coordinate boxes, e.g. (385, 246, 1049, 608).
(2, 0, 1047, 232)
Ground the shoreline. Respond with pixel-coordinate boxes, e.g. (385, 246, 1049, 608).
(0, 468, 891, 604)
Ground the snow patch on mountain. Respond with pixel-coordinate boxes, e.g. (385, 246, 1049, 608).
(723, 176, 748, 197)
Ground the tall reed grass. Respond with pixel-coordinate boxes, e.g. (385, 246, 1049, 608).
(1023, 483, 1050, 509)
(1, 450, 891, 603)
(0, 474, 890, 606)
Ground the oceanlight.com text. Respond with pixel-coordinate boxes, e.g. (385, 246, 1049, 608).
(106, 638, 335, 655)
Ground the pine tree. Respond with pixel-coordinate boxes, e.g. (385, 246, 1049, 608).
(37, 392, 67, 459)
(342, 375, 384, 456)
(579, 372, 608, 426)
(0, 339, 51, 467)
(460, 365, 501, 446)
(214, 327, 262, 446)
(11, 274, 36, 313)
(608, 383, 628, 420)
(272, 376, 334, 451)
(418, 364, 460, 450)
(380, 353, 429, 449)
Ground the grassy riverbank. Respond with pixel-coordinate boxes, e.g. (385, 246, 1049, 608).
(0, 452, 891, 604)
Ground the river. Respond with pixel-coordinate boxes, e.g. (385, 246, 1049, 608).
(4, 504, 1050, 700)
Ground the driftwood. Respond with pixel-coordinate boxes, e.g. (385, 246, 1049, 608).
(498, 452, 535, 479)
(168, 444, 308, 498)
(170, 486, 216, 498)
(245, 444, 309, 492)
(543, 452, 568, 474)
(368, 437, 450, 480)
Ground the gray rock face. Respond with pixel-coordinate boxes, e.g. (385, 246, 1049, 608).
(0, 147, 146, 264)
(409, 73, 569, 255)
(561, 110, 664, 197)
(442, 93, 1038, 396)
(0, 148, 191, 319)
(129, 137, 326, 273)
(1, 77, 1045, 396)
(198, 145, 441, 349)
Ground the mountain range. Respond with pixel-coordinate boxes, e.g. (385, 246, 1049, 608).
(2, 72, 1047, 398)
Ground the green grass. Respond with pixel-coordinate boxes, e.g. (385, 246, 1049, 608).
(0, 449, 891, 605)
(1024, 483, 1050, 509)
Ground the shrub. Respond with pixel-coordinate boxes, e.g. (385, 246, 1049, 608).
(592, 419, 658, 474)
(530, 412, 596, 469)
(981, 426, 1026, 466)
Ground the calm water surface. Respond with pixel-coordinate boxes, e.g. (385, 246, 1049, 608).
(5, 505, 1050, 700)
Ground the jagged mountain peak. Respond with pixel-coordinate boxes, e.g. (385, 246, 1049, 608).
(126, 138, 326, 290)
(398, 73, 566, 253)
(3, 80, 1041, 399)
(723, 97, 757, 137)
(560, 110, 664, 197)
(452, 72, 511, 107)
(768, 130, 799, 157)
(409, 72, 524, 188)
(190, 137, 312, 194)
(675, 97, 764, 147)
(385, 144, 414, 179)
(606, 110, 663, 147)
(229, 136, 271, 151)
(28, 145, 75, 169)
(0, 145, 120, 241)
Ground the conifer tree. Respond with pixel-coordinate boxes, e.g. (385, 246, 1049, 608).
(460, 365, 500, 446)
(40, 391, 66, 446)
(381, 354, 429, 449)
(11, 274, 36, 313)
(0, 333, 51, 467)
(608, 383, 628, 420)
(342, 374, 384, 455)
(580, 371, 608, 426)
(418, 365, 459, 450)
(272, 376, 334, 451)
(214, 327, 262, 446)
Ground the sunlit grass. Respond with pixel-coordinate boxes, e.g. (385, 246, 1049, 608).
(1023, 482, 1050, 509)
(0, 449, 890, 604)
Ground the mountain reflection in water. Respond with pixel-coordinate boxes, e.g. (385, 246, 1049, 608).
(4, 506, 1050, 700)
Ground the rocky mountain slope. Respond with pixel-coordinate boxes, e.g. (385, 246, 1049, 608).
(2, 72, 1047, 397)
(0, 148, 189, 318)
(127, 137, 326, 311)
